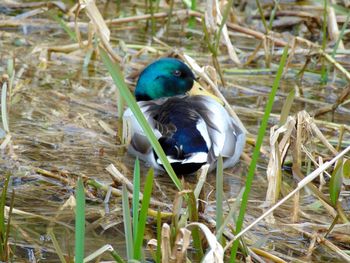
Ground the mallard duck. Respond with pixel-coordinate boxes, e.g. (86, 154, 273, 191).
(123, 58, 245, 175)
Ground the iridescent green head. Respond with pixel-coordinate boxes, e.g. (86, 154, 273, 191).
(135, 58, 195, 101)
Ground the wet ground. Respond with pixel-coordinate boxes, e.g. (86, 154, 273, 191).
(1, 0, 350, 262)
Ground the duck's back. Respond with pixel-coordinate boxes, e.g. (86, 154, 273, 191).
(123, 95, 245, 174)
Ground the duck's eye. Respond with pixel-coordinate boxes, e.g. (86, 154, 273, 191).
(173, 70, 182, 77)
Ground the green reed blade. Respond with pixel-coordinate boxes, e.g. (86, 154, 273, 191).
(75, 177, 85, 263)
(110, 250, 126, 263)
(48, 228, 67, 263)
(216, 155, 223, 243)
(188, 191, 204, 259)
(122, 184, 133, 259)
(320, 0, 328, 84)
(1, 82, 9, 133)
(330, 160, 343, 206)
(99, 47, 182, 191)
(331, 12, 350, 59)
(268, 0, 280, 30)
(216, 187, 245, 239)
(133, 158, 140, 241)
(134, 168, 154, 260)
(0, 173, 10, 259)
(229, 45, 289, 262)
(156, 209, 161, 263)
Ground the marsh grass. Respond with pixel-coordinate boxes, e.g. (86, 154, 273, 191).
(99, 48, 183, 191)
(229, 45, 290, 262)
(1, 0, 350, 262)
(215, 155, 224, 244)
(0, 173, 12, 262)
(75, 177, 86, 262)
(320, 0, 328, 84)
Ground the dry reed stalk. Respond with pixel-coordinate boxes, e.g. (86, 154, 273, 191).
(35, 166, 169, 208)
(226, 81, 333, 109)
(35, 167, 72, 185)
(250, 247, 287, 263)
(244, 40, 264, 66)
(234, 105, 350, 131)
(265, 116, 295, 206)
(182, 54, 248, 134)
(4, 206, 73, 229)
(265, 111, 347, 221)
(295, 37, 350, 82)
(328, 0, 344, 50)
(186, 222, 224, 262)
(293, 227, 350, 262)
(204, 0, 240, 64)
(224, 144, 350, 248)
(318, 156, 326, 191)
(107, 9, 202, 25)
(226, 21, 350, 82)
(78, 0, 121, 62)
(226, 22, 288, 47)
(71, 2, 350, 84)
(106, 164, 172, 209)
(106, 163, 134, 191)
(292, 166, 339, 219)
(0, 18, 55, 27)
(161, 223, 172, 263)
(0, 1, 66, 11)
(291, 191, 300, 223)
(313, 85, 350, 118)
(253, 10, 321, 23)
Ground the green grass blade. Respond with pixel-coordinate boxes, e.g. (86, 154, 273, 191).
(82, 48, 94, 72)
(156, 209, 161, 263)
(99, 48, 182, 191)
(216, 187, 245, 239)
(122, 184, 134, 260)
(188, 192, 204, 259)
(1, 82, 9, 133)
(133, 158, 140, 241)
(279, 89, 295, 126)
(320, 0, 328, 84)
(330, 160, 343, 206)
(4, 189, 14, 262)
(268, 0, 280, 30)
(110, 250, 126, 263)
(216, 155, 223, 243)
(343, 159, 350, 179)
(229, 45, 289, 262)
(48, 228, 67, 263)
(255, 0, 269, 33)
(83, 244, 126, 263)
(134, 168, 154, 260)
(188, 0, 197, 28)
(0, 173, 10, 259)
(75, 177, 85, 263)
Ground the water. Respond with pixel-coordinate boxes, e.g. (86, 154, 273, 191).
(1, 1, 350, 261)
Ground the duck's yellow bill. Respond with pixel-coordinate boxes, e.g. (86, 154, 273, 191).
(188, 81, 224, 105)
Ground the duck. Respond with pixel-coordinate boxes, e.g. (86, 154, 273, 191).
(123, 57, 246, 175)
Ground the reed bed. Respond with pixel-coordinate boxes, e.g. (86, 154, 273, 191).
(1, 0, 350, 262)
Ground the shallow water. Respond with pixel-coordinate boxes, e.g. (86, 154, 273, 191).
(1, 0, 350, 262)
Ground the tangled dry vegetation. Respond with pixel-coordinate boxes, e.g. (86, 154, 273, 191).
(1, 0, 350, 262)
